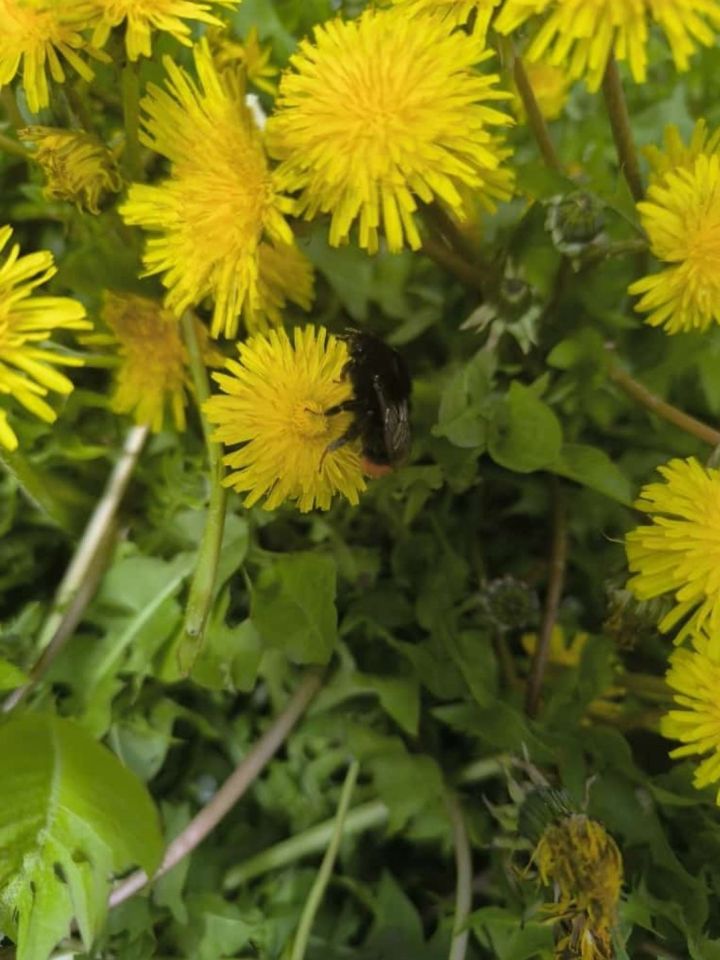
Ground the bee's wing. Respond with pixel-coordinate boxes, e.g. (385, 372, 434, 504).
(374, 380, 411, 464)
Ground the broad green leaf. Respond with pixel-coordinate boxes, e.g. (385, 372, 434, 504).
(549, 443, 633, 504)
(434, 351, 495, 449)
(488, 382, 563, 472)
(0, 713, 163, 960)
(251, 553, 337, 664)
(0, 655, 27, 690)
(469, 907, 554, 960)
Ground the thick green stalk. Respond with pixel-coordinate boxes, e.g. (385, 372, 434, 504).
(290, 761, 360, 960)
(177, 312, 228, 673)
(602, 55, 643, 202)
(121, 60, 141, 181)
(447, 793, 472, 960)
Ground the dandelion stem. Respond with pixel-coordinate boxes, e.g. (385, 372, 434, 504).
(421, 234, 485, 293)
(178, 312, 228, 672)
(511, 51, 562, 172)
(526, 481, 567, 717)
(2, 425, 148, 713)
(447, 793, 472, 960)
(0, 447, 85, 534)
(608, 362, 720, 446)
(0, 130, 30, 159)
(602, 55, 643, 202)
(121, 59, 141, 181)
(108, 670, 324, 910)
(290, 760, 360, 960)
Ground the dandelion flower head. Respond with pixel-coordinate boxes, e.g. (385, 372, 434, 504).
(87, 0, 239, 61)
(512, 60, 570, 121)
(533, 813, 623, 960)
(267, 7, 513, 254)
(101, 292, 190, 432)
(120, 40, 306, 339)
(0, 0, 104, 113)
(661, 632, 720, 802)
(0, 225, 89, 451)
(204, 325, 366, 513)
(521, 625, 589, 667)
(21, 126, 122, 214)
(389, 0, 502, 38)
(210, 25, 279, 95)
(626, 457, 720, 644)
(495, 0, 720, 93)
(629, 153, 720, 334)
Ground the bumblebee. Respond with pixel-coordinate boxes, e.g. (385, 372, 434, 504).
(324, 330, 412, 476)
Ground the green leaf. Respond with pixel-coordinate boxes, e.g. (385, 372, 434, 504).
(251, 553, 338, 664)
(549, 443, 633, 504)
(488, 382, 563, 472)
(434, 351, 495, 449)
(0, 655, 27, 690)
(469, 907, 554, 960)
(0, 713, 162, 960)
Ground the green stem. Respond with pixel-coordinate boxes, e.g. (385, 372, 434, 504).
(509, 48, 562, 172)
(0, 446, 83, 534)
(447, 794, 472, 960)
(620, 672, 672, 702)
(2, 425, 148, 713)
(602, 55, 643, 203)
(177, 312, 228, 673)
(0, 130, 30, 159)
(290, 761, 360, 960)
(608, 361, 720, 446)
(224, 755, 507, 890)
(421, 234, 485, 293)
(121, 59, 141, 181)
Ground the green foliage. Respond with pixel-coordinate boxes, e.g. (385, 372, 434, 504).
(3, 1, 720, 958)
(0, 713, 162, 960)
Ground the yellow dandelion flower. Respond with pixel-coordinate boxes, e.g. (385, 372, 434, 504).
(20, 126, 122, 214)
(629, 154, 720, 334)
(204, 325, 366, 513)
(0, 224, 89, 451)
(661, 632, 720, 801)
(0, 0, 105, 114)
(513, 60, 570, 121)
(87, 0, 238, 61)
(120, 40, 304, 339)
(389, 0, 502, 37)
(533, 814, 622, 960)
(644, 119, 720, 187)
(211, 25, 279, 96)
(626, 457, 720, 644)
(495, 0, 720, 93)
(100, 292, 190, 432)
(266, 8, 513, 255)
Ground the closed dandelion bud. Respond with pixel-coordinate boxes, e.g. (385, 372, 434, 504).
(533, 813, 623, 960)
(545, 192, 605, 257)
(21, 127, 122, 215)
(476, 575, 540, 632)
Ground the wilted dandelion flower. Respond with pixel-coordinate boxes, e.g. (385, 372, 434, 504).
(0, 0, 104, 113)
(662, 633, 720, 801)
(87, 0, 238, 61)
(267, 8, 513, 254)
(101, 292, 190, 432)
(204, 325, 366, 512)
(20, 126, 122, 214)
(626, 458, 720, 643)
(0, 225, 89, 451)
(390, 0, 502, 37)
(629, 154, 720, 333)
(495, 0, 720, 93)
(120, 40, 307, 339)
(533, 814, 623, 960)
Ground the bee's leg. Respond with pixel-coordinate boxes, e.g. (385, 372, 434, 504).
(324, 398, 362, 417)
(319, 419, 362, 470)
